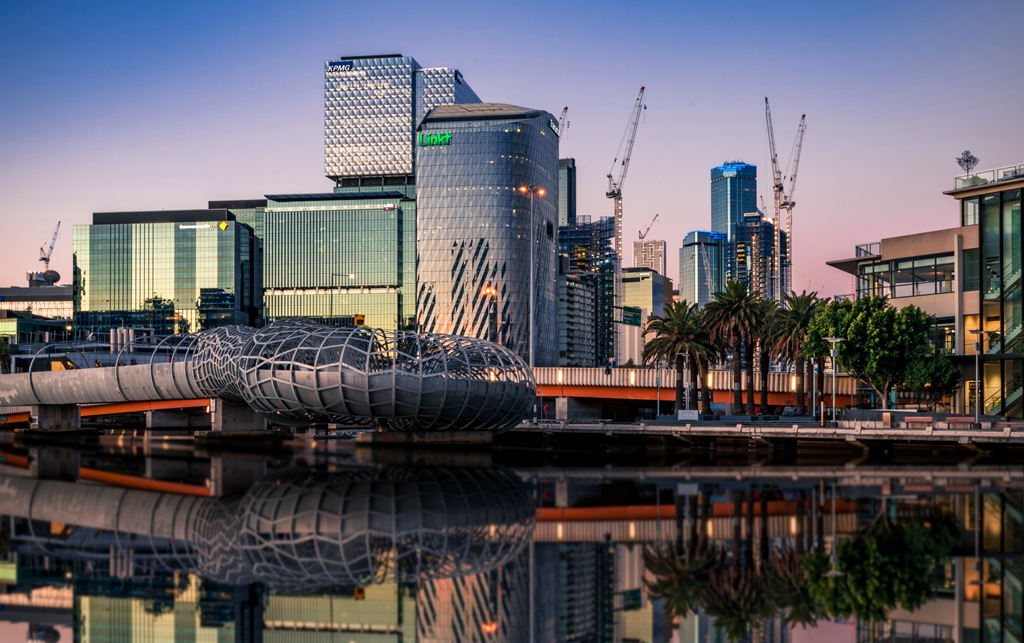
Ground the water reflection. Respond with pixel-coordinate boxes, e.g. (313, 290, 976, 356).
(0, 448, 1021, 642)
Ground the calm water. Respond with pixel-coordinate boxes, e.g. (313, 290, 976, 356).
(0, 435, 1021, 643)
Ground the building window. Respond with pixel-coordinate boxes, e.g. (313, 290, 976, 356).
(860, 253, 955, 299)
(962, 197, 979, 226)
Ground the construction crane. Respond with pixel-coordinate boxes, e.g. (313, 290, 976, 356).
(606, 86, 646, 364)
(638, 213, 659, 241)
(39, 221, 60, 272)
(558, 106, 569, 142)
(781, 115, 806, 291)
(765, 98, 784, 301)
(699, 240, 715, 302)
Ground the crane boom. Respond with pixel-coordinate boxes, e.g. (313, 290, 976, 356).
(606, 86, 645, 365)
(39, 221, 61, 271)
(782, 115, 806, 291)
(638, 213, 660, 241)
(558, 106, 569, 142)
(765, 98, 783, 301)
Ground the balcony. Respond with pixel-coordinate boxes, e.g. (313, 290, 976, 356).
(955, 164, 1024, 190)
(855, 242, 880, 257)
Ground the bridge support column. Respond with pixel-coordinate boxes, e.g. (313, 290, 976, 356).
(555, 397, 602, 420)
(210, 399, 267, 432)
(146, 408, 211, 429)
(29, 404, 80, 430)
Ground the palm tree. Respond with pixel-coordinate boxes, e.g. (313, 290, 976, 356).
(704, 281, 760, 415)
(759, 300, 781, 414)
(773, 291, 825, 413)
(644, 300, 711, 412)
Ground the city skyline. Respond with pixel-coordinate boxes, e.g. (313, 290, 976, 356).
(2, 0, 1022, 300)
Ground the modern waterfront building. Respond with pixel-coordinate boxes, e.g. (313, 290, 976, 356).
(0, 285, 73, 320)
(633, 239, 666, 275)
(72, 210, 261, 337)
(827, 163, 1023, 416)
(324, 54, 479, 182)
(679, 230, 727, 307)
(415, 103, 560, 367)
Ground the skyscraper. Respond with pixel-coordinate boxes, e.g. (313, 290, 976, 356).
(558, 158, 577, 228)
(633, 239, 666, 275)
(679, 230, 727, 307)
(324, 55, 480, 182)
(710, 162, 758, 244)
(415, 103, 560, 367)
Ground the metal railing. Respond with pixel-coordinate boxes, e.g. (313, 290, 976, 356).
(955, 164, 1024, 189)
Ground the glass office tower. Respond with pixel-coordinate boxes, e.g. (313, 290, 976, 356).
(260, 192, 417, 329)
(710, 162, 758, 241)
(679, 230, 727, 308)
(324, 54, 479, 181)
(73, 211, 261, 336)
(416, 103, 560, 366)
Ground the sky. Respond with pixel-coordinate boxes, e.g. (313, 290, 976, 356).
(1, 0, 1023, 299)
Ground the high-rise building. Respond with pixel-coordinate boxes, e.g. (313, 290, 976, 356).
(559, 216, 617, 367)
(415, 103, 560, 367)
(710, 162, 758, 243)
(679, 231, 727, 307)
(324, 54, 479, 182)
(622, 267, 672, 320)
(633, 239, 666, 275)
(558, 158, 577, 228)
(73, 211, 261, 336)
(733, 212, 788, 299)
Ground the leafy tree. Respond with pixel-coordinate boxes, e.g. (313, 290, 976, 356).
(763, 546, 820, 628)
(905, 347, 961, 411)
(803, 510, 959, 623)
(804, 297, 933, 409)
(704, 281, 760, 414)
(956, 150, 980, 175)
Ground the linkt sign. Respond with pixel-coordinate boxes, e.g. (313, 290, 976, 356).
(419, 132, 452, 147)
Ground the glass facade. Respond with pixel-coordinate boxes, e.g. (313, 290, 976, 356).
(679, 230, 726, 308)
(324, 55, 479, 180)
(0, 286, 73, 320)
(856, 253, 956, 299)
(559, 215, 617, 367)
(558, 158, 577, 227)
(732, 212, 788, 300)
(622, 267, 672, 320)
(710, 162, 757, 246)
(261, 192, 416, 330)
(416, 104, 560, 366)
(73, 213, 260, 336)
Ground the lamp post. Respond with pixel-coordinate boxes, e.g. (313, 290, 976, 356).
(519, 185, 545, 371)
(824, 337, 844, 423)
(482, 286, 499, 343)
(824, 480, 844, 578)
(969, 328, 988, 423)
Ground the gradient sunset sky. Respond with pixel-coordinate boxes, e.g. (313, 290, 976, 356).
(2, 0, 1022, 298)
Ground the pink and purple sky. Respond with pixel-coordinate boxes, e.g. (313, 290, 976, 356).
(2, 0, 1022, 298)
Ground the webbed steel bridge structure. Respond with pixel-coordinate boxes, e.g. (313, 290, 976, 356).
(0, 319, 536, 432)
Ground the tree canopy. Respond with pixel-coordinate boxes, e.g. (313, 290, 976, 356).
(804, 296, 934, 409)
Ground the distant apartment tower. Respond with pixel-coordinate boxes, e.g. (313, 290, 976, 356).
(558, 158, 577, 227)
(633, 239, 666, 275)
(711, 162, 758, 282)
(679, 231, 727, 307)
(558, 216, 616, 367)
(733, 212, 788, 299)
(324, 54, 479, 183)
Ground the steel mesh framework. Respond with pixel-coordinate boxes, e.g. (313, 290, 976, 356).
(232, 320, 535, 431)
(3, 467, 534, 593)
(0, 319, 536, 432)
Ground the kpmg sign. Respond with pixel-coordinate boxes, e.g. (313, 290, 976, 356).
(419, 132, 452, 147)
(326, 60, 354, 72)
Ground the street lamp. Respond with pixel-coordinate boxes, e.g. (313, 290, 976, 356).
(519, 185, 545, 371)
(824, 337, 844, 423)
(969, 328, 988, 423)
(824, 480, 845, 578)
(482, 286, 499, 344)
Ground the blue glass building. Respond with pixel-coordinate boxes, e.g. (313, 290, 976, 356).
(679, 230, 727, 307)
(416, 103, 560, 366)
